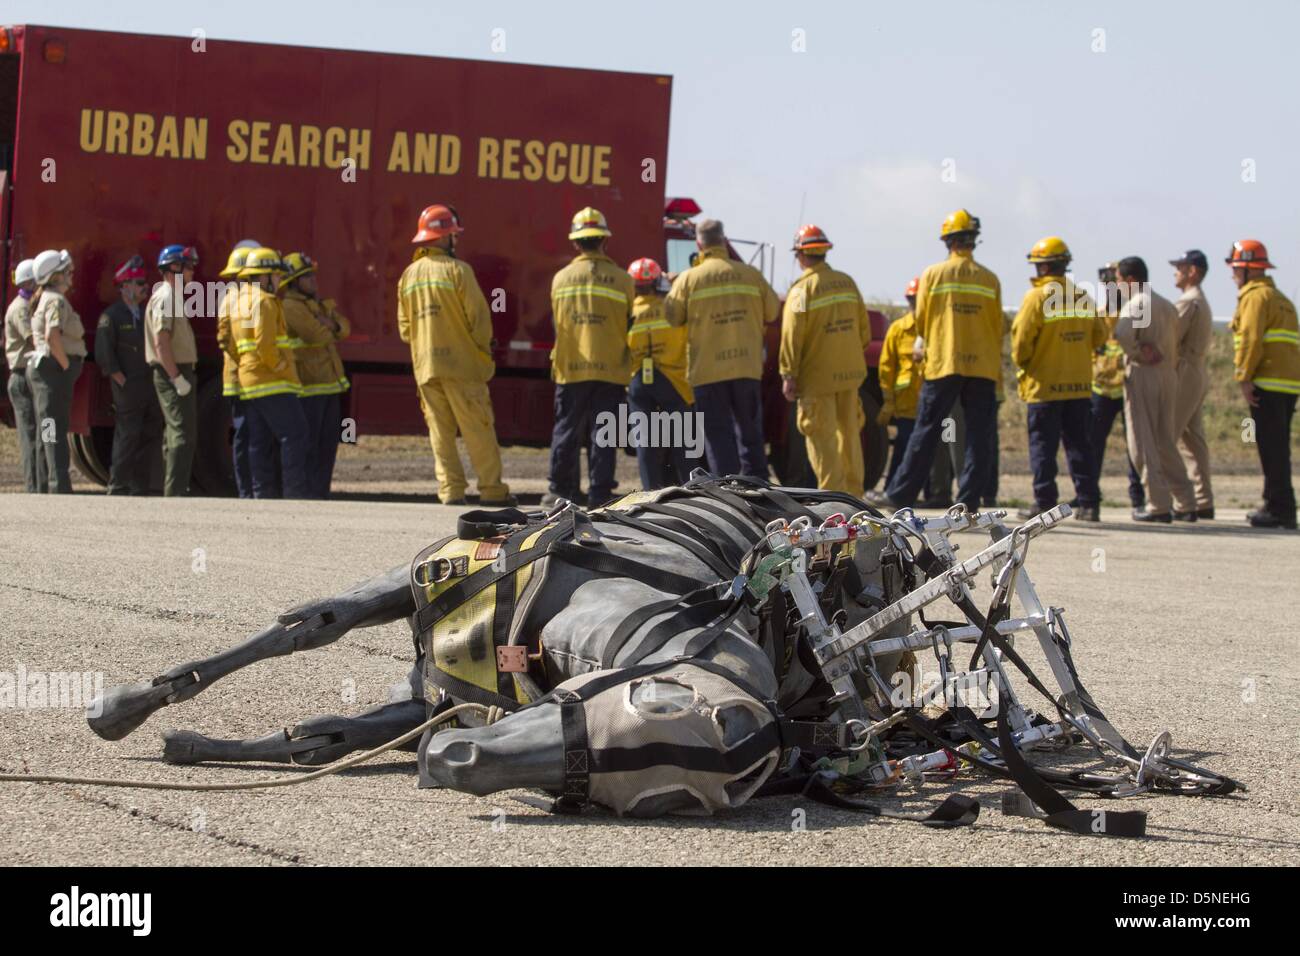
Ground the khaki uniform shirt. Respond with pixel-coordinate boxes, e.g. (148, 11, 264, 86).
(31, 290, 87, 360)
(145, 277, 198, 366)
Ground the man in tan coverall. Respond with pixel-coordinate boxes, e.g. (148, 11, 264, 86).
(1113, 256, 1196, 523)
(1168, 250, 1215, 519)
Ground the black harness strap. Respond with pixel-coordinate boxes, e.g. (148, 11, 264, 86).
(631, 502, 749, 566)
(596, 509, 736, 580)
(657, 492, 764, 547)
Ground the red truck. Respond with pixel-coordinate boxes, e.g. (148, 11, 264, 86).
(0, 24, 888, 494)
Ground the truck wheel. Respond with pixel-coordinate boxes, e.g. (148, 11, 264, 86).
(191, 375, 236, 496)
(859, 386, 887, 492)
(70, 428, 112, 487)
(773, 402, 816, 488)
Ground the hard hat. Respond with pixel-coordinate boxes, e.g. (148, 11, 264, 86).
(627, 257, 663, 284)
(220, 246, 254, 279)
(567, 206, 612, 240)
(411, 204, 463, 244)
(233, 238, 261, 250)
(114, 254, 147, 284)
(281, 252, 317, 284)
(940, 209, 980, 240)
(239, 247, 285, 277)
(32, 249, 73, 286)
(1026, 236, 1071, 264)
(791, 224, 832, 252)
(158, 244, 198, 270)
(1225, 239, 1273, 270)
(905, 276, 920, 298)
(12, 258, 35, 285)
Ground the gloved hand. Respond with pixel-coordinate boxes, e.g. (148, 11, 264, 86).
(171, 374, 192, 397)
(876, 402, 894, 426)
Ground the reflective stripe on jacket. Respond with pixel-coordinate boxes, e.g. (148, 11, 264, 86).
(282, 291, 351, 396)
(664, 246, 780, 386)
(628, 293, 692, 403)
(550, 251, 634, 385)
(914, 250, 1003, 382)
(1091, 311, 1125, 400)
(1232, 276, 1300, 395)
(778, 260, 871, 397)
(398, 247, 495, 385)
(1011, 275, 1107, 402)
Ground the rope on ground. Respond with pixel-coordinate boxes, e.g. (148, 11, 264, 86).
(0, 703, 502, 792)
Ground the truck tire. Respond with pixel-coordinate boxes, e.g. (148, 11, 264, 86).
(70, 429, 112, 486)
(773, 390, 888, 492)
(191, 374, 236, 496)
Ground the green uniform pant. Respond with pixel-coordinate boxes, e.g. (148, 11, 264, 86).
(27, 356, 83, 494)
(7, 367, 47, 492)
(152, 364, 197, 497)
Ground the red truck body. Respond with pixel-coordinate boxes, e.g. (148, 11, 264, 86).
(0, 24, 887, 492)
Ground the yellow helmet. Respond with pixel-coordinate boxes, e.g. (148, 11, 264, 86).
(940, 208, 980, 239)
(281, 252, 317, 284)
(1027, 236, 1071, 264)
(220, 246, 253, 279)
(239, 247, 284, 277)
(567, 206, 612, 240)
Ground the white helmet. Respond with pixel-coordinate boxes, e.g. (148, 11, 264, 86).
(32, 249, 73, 286)
(13, 258, 35, 285)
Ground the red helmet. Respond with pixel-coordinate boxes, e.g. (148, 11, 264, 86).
(1225, 239, 1273, 270)
(412, 204, 463, 244)
(114, 254, 147, 284)
(792, 224, 832, 252)
(904, 276, 920, 298)
(627, 257, 663, 284)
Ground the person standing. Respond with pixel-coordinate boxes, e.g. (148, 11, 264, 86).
(665, 218, 780, 479)
(145, 244, 199, 497)
(281, 252, 351, 499)
(95, 255, 162, 495)
(626, 257, 692, 490)
(1010, 237, 1106, 521)
(27, 249, 85, 494)
(1089, 261, 1145, 512)
(778, 225, 873, 495)
(398, 205, 511, 507)
(878, 277, 924, 489)
(545, 207, 634, 508)
(5, 258, 46, 492)
(1168, 249, 1216, 519)
(1226, 240, 1299, 530)
(232, 247, 312, 499)
(876, 209, 1003, 511)
(1113, 256, 1196, 523)
(218, 242, 259, 499)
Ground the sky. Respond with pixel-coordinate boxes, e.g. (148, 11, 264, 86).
(15, 0, 1300, 315)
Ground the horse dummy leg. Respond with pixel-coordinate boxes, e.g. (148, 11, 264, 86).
(88, 565, 414, 742)
(161, 698, 428, 766)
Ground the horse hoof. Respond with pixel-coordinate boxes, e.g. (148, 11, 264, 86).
(86, 681, 174, 741)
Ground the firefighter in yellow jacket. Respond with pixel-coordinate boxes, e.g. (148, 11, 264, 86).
(878, 277, 924, 489)
(665, 217, 781, 479)
(877, 209, 1003, 510)
(398, 204, 511, 507)
(545, 207, 634, 508)
(233, 247, 311, 499)
(1088, 261, 1145, 513)
(1227, 239, 1300, 529)
(1010, 237, 1107, 522)
(778, 225, 873, 495)
(626, 257, 693, 490)
(218, 243, 258, 498)
(281, 252, 351, 499)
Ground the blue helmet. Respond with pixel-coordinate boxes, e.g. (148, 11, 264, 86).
(157, 244, 199, 269)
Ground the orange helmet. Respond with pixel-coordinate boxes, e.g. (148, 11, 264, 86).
(627, 257, 663, 284)
(412, 204, 463, 244)
(1225, 239, 1273, 270)
(905, 276, 920, 298)
(792, 224, 832, 252)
